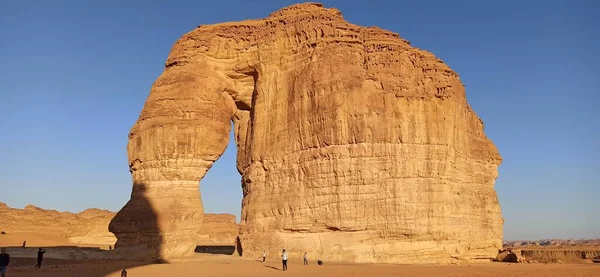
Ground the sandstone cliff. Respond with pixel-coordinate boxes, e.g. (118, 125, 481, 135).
(111, 2, 503, 263)
(198, 214, 239, 245)
(0, 203, 238, 247)
(0, 202, 116, 245)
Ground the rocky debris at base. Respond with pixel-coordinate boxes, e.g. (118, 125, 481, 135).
(495, 249, 526, 263)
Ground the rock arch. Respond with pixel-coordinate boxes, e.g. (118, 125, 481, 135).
(109, 3, 503, 263)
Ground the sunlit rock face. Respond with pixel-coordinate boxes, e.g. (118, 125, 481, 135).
(110, 2, 503, 263)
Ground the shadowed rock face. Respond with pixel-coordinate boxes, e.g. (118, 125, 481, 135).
(0, 202, 237, 254)
(110, 2, 503, 263)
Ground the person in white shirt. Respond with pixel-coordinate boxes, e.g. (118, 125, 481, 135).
(281, 249, 288, 271)
(303, 252, 308, 265)
(262, 251, 266, 263)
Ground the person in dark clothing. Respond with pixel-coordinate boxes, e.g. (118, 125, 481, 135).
(22, 241, 26, 248)
(35, 248, 46, 269)
(281, 249, 288, 271)
(121, 269, 127, 277)
(0, 248, 10, 277)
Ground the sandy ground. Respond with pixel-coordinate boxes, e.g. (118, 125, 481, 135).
(3, 256, 598, 277)
(0, 232, 110, 249)
(1, 232, 72, 247)
(1, 232, 599, 277)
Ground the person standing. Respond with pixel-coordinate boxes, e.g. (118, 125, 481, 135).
(262, 251, 266, 263)
(21, 241, 26, 248)
(35, 248, 46, 269)
(0, 248, 9, 277)
(121, 269, 128, 277)
(303, 252, 308, 265)
(281, 249, 288, 271)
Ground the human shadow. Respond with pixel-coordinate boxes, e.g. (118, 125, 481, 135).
(263, 265, 281, 271)
(4, 248, 150, 277)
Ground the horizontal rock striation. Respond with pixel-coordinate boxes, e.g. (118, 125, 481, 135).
(0, 202, 116, 245)
(0, 202, 237, 250)
(198, 214, 239, 245)
(111, 2, 503, 263)
(519, 249, 600, 262)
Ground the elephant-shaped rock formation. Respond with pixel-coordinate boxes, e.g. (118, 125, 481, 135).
(110, 2, 503, 263)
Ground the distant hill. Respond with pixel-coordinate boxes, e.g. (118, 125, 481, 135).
(504, 239, 600, 248)
(0, 202, 239, 246)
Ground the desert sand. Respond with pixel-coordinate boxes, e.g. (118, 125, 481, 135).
(1, 232, 599, 277)
(4, 252, 600, 277)
(7, 258, 600, 277)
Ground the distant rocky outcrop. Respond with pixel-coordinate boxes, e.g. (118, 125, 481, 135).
(499, 239, 600, 263)
(198, 214, 239, 245)
(495, 249, 526, 263)
(0, 202, 238, 246)
(0, 202, 116, 245)
(504, 239, 600, 248)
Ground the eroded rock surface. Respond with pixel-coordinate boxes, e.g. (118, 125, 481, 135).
(0, 202, 238, 250)
(111, 2, 503, 263)
(0, 202, 116, 245)
(198, 214, 239, 245)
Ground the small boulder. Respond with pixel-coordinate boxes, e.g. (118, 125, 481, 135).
(495, 249, 525, 263)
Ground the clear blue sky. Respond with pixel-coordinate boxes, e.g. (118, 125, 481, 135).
(0, 0, 598, 241)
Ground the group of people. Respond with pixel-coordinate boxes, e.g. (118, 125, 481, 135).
(262, 249, 311, 271)
(0, 245, 321, 275)
(0, 247, 46, 277)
